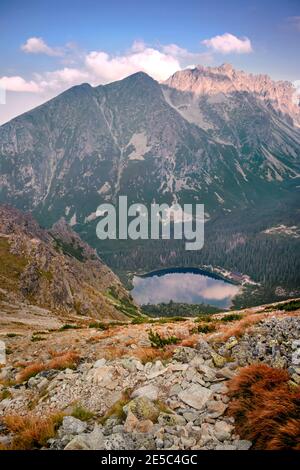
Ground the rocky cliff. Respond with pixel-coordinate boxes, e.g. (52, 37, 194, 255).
(0, 205, 137, 320)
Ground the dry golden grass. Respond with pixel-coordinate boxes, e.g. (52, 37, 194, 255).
(16, 363, 45, 383)
(1, 412, 64, 450)
(86, 334, 103, 344)
(132, 346, 174, 364)
(212, 313, 266, 343)
(16, 351, 80, 383)
(47, 351, 80, 370)
(227, 364, 300, 450)
(101, 346, 128, 360)
(180, 335, 199, 348)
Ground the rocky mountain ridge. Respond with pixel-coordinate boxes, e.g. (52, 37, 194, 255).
(164, 63, 300, 127)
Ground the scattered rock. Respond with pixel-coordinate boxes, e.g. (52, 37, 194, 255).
(59, 416, 88, 437)
(178, 384, 212, 410)
(131, 384, 159, 401)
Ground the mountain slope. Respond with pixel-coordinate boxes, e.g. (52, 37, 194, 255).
(0, 205, 138, 320)
(1, 66, 299, 224)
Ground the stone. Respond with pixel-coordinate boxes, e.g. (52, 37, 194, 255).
(169, 363, 189, 372)
(36, 377, 49, 392)
(131, 384, 159, 401)
(59, 416, 88, 436)
(104, 433, 135, 450)
(178, 384, 212, 410)
(169, 384, 182, 396)
(225, 336, 239, 350)
(272, 356, 287, 369)
(236, 439, 252, 450)
(133, 433, 156, 449)
(158, 412, 186, 426)
(124, 397, 160, 422)
(136, 420, 154, 433)
(89, 365, 114, 385)
(181, 436, 196, 448)
(64, 435, 91, 450)
(173, 347, 198, 363)
(124, 410, 139, 433)
(183, 411, 198, 422)
(124, 410, 154, 433)
(215, 444, 237, 450)
(121, 357, 143, 372)
(291, 373, 300, 384)
(197, 364, 216, 381)
(211, 352, 227, 368)
(190, 356, 205, 368)
(214, 420, 233, 441)
(64, 426, 105, 450)
(93, 358, 107, 368)
(210, 383, 228, 394)
(206, 400, 227, 417)
(215, 367, 235, 380)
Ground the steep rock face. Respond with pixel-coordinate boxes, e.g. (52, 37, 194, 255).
(0, 205, 137, 320)
(163, 63, 300, 126)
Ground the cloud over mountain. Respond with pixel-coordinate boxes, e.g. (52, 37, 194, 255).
(202, 33, 253, 54)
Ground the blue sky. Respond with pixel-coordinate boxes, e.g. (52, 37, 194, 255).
(0, 0, 299, 124)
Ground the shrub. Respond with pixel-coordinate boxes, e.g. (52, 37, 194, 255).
(197, 324, 216, 333)
(2, 412, 64, 449)
(220, 313, 242, 322)
(148, 330, 180, 349)
(88, 322, 108, 330)
(59, 324, 80, 331)
(131, 316, 153, 325)
(195, 315, 214, 323)
(1, 388, 12, 400)
(71, 404, 94, 421)
(17, 352, 80, 383)
(277, 300, 300, 312)
(227, 364, 300, 450)
(31, 335, 46, 342)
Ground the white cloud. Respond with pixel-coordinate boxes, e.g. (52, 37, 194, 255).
(202, 33, 253, 54)
(0, 76, 41, 93)
(85, 43, 181, 82)
(3, 40, 214, 98)
(21, 37, 63, 56)
(35, 67, 89, 90)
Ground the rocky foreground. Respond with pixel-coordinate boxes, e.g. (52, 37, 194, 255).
(0, 303, 299, 450)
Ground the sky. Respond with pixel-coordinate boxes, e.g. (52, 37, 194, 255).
(0, 0, 299, 124)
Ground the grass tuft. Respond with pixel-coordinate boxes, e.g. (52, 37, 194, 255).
(227, 364, 300, 450)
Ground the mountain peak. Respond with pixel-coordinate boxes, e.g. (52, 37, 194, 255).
(164, 64, 300, 125)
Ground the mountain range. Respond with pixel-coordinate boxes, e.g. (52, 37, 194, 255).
(0, 64, 299, 305)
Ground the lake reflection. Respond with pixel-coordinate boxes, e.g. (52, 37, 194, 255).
(132, 269, 240, 308)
